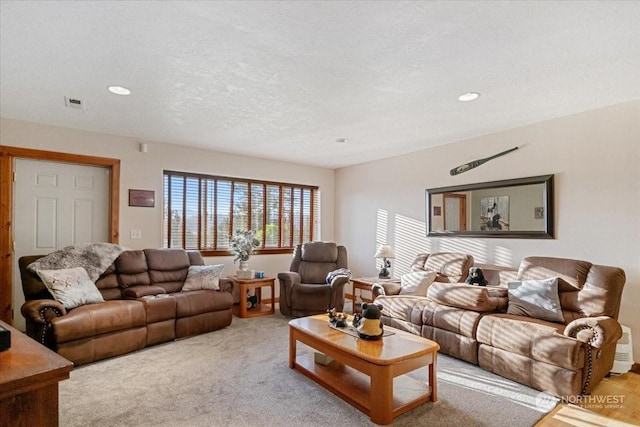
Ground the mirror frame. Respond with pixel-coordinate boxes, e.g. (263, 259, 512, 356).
(425, 174, 554, 239)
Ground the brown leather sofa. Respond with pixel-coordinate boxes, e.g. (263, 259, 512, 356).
(278, 241, 350, 317)
(373, 253, 626, 397)
(19, 248, 234, 366)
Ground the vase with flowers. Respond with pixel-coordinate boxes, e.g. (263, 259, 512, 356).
(230, 229, 260, 278)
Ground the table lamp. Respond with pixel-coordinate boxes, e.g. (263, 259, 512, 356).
(375, 244, 395, 279)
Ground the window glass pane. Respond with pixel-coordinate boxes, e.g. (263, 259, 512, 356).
(185, 177, 199, 249)
(217, 180, 232, 248)
(201, 180, 215, 249)
(302, 188, 311, 243)
(163, 175, 169, 247)
(169, 175, 184, 248)
(265, 185, 280, 247)
(281, 187, 292, 247)
(233, 182, 248, 234)
(292, 188, 301, 246)
(251, 183, 264, 244)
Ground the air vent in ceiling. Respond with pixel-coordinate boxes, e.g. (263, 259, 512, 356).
(64, 97, 85, 110)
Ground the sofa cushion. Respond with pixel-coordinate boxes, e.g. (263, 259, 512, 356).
(421, 299, 483, 338)
(37, 267, 104, 309)
(476, 313, 585, 370)
(182, 264, 225, 291)
(51, 300, 146, 343)
(507, 277, 564, 323)
(399, 271, 437, 295)
(116, 250, 151, 287)
(427, 282, 508, 312)
(144, 249, 191, 292)
(172, 290, 233, 318)
(376, 295, 429, 326)
(423, 253, 474, 283)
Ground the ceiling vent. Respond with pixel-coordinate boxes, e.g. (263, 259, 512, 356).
(64, 97, 85, 110)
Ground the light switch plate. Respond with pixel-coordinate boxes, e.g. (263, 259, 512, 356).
(130, 229, 142, 239)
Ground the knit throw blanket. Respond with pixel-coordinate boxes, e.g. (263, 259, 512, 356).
(27, 242, 128, 282)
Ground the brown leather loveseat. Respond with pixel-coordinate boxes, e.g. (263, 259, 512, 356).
(19, 248, 234, 366)
(373, 252, 626, 397)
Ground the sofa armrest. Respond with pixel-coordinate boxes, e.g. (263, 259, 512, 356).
(219, 277, 234, 293)
(372, 283, 386, 298)
(372, 282, 402, 298)
(278, 272, 301, 287)
(277, 272, 301, 315)
(123, 286, 167, 299)
(328, 274, 349, 288)
(21, 299, 66, 347)
(564, 316, 622, 349)
(21, 299, 67, 322)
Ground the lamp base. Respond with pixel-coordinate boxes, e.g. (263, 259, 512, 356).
(378, 268, 390, 279)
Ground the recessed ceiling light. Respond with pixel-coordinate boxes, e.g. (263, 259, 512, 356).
(336, 138, 349, 143)
(108, 85, 131, 96)
(458, 92, 480, 102)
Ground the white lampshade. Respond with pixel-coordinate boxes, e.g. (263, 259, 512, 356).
(374, 244, 395, 259)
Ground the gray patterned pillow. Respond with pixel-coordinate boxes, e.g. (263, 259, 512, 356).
(399, 271, 437, 295)
(182, 264, 225, 291)
(507, 277, 564, 323)
(37, 267, 104, 309)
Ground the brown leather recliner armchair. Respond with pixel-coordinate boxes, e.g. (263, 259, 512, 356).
(278, 241, 349, 317)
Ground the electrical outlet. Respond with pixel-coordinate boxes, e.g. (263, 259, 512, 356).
(130, 229, 142, 240)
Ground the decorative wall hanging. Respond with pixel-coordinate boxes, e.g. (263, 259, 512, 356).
(129, 189, 155, 207)
(449, 147, 519, 176)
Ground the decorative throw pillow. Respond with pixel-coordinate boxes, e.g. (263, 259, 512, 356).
(399, 271, 438, 296)
(37, 267, 104, 309)
(182, 264, 225, 291)
(507, 277, 564, 323)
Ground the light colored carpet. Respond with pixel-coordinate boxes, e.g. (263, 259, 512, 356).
(60, 313, 557, 426)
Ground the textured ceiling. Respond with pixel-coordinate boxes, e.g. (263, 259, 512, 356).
(1, 1, 639, 169)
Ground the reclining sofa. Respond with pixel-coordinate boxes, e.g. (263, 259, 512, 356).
(373, 252, 626, 397)
(19, 248, 233, 365)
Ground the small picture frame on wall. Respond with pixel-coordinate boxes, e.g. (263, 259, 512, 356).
(129, 189, 155, 208)
(433, 206, 442, 216)
(534, 207, 544, 219)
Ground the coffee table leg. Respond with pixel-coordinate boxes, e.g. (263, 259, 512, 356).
(429, 353, 438, 401)
(370, 365, 393, 425)
(288, 328, 296, 369)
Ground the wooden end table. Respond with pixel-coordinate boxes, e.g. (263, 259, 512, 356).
(0, 321, 73, 427)
(231, 276, 276, 318)
(351, 277, 401, 313)
(289, 314, 439, 425)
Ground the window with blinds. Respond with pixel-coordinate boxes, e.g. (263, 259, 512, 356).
(163, 170, 320, 255)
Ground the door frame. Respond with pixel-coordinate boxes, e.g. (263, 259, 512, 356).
(0, 146, 120, 324)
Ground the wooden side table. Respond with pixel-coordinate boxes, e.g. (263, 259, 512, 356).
(231, 276, 276, 318)
(0, 320, 73, 427)
(351, 277, 401, 314)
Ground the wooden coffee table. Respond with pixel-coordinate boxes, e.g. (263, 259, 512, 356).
(289, 314, 439, 425)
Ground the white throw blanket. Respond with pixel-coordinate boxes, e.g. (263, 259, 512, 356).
(27, 242, 128, 282)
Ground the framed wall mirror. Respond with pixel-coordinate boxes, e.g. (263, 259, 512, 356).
(426, 174, 554, 239)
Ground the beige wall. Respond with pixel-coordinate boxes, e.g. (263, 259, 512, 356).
(1, 118, 336, 299)
(335, 99, 640, 362)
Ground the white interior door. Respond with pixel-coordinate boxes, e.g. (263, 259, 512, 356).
(12, 159, 110, 331)
(444, 197, 461, 231)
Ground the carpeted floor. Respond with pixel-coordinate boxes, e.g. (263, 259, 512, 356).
(60, 313, 557, 426)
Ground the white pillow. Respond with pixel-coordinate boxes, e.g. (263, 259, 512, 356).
(37, 267, 104, 309)
(182, 264, 225, 291)
(399, 271, 437, 296)
(507, 277, 564, 323)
